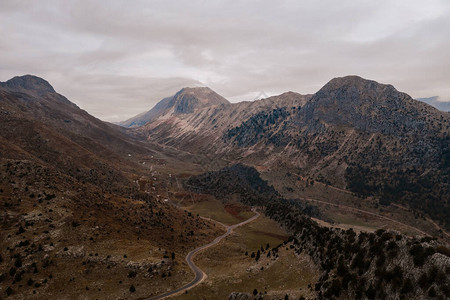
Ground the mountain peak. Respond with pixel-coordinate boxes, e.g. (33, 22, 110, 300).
(313, 75, 400, 108)
(319, 75, 395, 94)
(119, 86, 229, 127)
(175, 86, 229, 105)
(1, 74, 55, 94)
(179, 86, 213, 93)
(169, 86, 229, 114)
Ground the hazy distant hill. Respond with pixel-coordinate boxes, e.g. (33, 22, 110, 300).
(416, 96, 450, 112)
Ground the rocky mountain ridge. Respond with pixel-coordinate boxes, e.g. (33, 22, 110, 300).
(135, 90, 310, 154)
(133, 75, 450, 228)
(1, 74, 449, 299)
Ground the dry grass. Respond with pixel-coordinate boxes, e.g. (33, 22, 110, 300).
(0, 160, 224, 300)
(263, 169, 448, 243)
(180, 196, 249, 225)
(172, 214, 319, 300)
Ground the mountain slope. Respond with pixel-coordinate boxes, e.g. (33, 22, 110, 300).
(135, 90, 311, 154)
(227, 76, 450, 227)
(119, 86, 230, 128)
(185, 164, 450, 300)
(0, 75, 222, 299)
(0, 75, 156, 191)
(135, 75, 450, 228)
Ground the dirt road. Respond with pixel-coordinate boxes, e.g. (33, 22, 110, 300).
(145, 209, 260, 300)
(303, 197, 429, 236)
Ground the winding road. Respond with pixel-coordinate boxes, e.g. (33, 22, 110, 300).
(302, 197, 430, 236)
(145, 209, 260, 300)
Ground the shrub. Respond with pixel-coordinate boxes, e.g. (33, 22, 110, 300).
(15, 256, 22, 268)
(428, 286, 436, 297)
(6, 286, 13, 296)
(71, 221, 81, 227)
(324, 279, 341, 298)
(128, 271, 137, 278)
(400, 278, 413, 294)
(410, 244, 435, 267)
(365, 285, 376, 299)
(418, 272, 430, 290)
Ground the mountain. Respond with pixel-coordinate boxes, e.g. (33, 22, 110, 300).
(135, 90, 311, 153)
(135, 75, 450, 228)
(0, 75, 159, 191)
(119, 86, 230, 128)
(0, 75, 56, 95)
(417, 96, 450, 112)
(0, 75, 222, 299)
(228, 76, 450, 228)
(2, 74, 449, 299)
(118, 96, 173, 128)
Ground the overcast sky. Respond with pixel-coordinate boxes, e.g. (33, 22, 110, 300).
(1, 0, 449, 121)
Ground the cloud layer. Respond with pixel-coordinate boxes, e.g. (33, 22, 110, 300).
(1, 0, 449, 121)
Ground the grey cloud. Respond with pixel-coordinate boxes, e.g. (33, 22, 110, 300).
(1, 0, 449, 121)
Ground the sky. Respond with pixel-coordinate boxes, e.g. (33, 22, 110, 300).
(1, 0, 449, 121)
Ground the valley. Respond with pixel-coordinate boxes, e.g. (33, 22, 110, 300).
(3, 1, 450, 299)
(1, 75, 449, 300)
